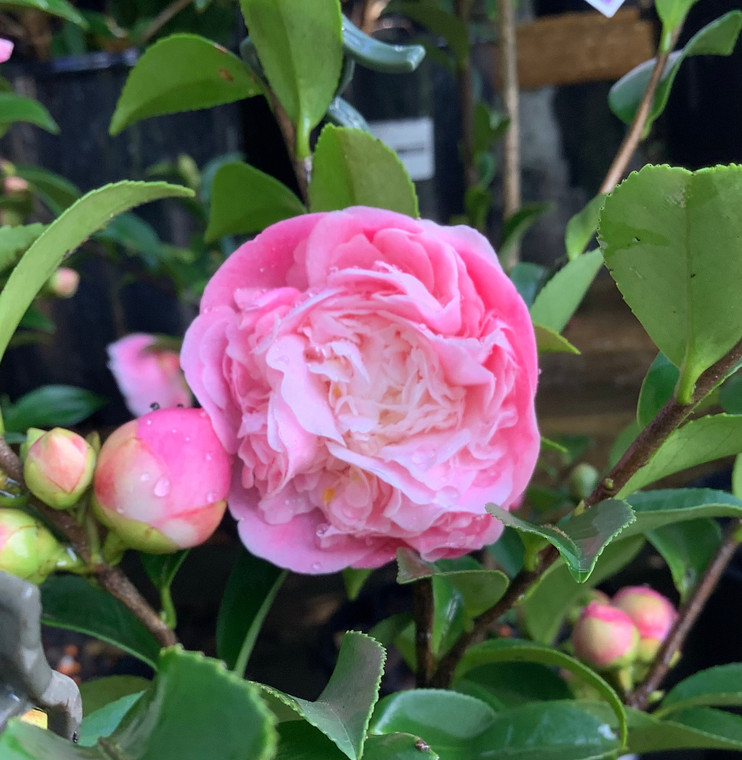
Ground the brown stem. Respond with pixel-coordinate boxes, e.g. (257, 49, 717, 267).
(627, 519, 742, 710)
(598, 26, 681, 196)
(140, 0, 193, 45)
(268, 92, 311, 205)
(413, 578, 435, 686)
(0, 436, 177, 648)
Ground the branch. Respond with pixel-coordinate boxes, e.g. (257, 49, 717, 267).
(140, 0, 194, 46)
(268, 91, 311, 205)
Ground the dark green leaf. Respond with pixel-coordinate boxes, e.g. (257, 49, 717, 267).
(499, 203, 553, 265)
(342, 568, 373, 601)
(259, 631, 385, 760)
(599, 164, 742, 402)
(79, 676, 150, 717)
(216, 549, 287, 674)
(240, 0, 343, 158)
(0, 93, 59, 134)
(637, 352, 679, 428)
(139, 551, 188, 594)
(79, 693, 143, 746)
(326, 96, 370, 131)
(456, 663, 573, 708)
(487, 499, 635, 582)
(630, 706, 742, 753)
(530, 250, 603, 334)
(309, 125, 418, 216)
(0, 224, 45, 274)
(659, 664, 742, 716)
(110, 34, 262, 135)
(40, 575, 161, 669)
(508, 261, 548, 308)
(534, 323, 580, 354)
(2, 385, 107, 432)
(341, 17, 425, 73)
(205, 161, 305, 241)
(390, 2, 469, 65)
(565, 195, 605, 260)
(0, 0, 86, 25)
(720, 368, 742, 414)
(486, 527, 525, 577)
(15, 166, 81, 215)
(97, 212, 163, 264)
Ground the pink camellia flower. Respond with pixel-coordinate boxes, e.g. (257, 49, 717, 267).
(0, 38, 13, 64)
(613, 586, 677, 661)
(107, 333, 193, 417)
(572, 601, 639, 669)
(92, 407, 232, 553)
(23, 428, 96, 510)
(181, 207, 540, 573)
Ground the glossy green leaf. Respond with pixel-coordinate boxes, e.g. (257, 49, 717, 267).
(0, 0, 86, 25)
(720, 369, 742, 414)
(530, 250, 602, 334)
(648, 519, 720, 600)
(637, 352, 679, 427)
(97, 212, 163, 262)
(0, 181, 193, 364)
(487, 499, 635, 582)
(455, 663, 572, 708)
(205, 161, 305, 241)
(390, 2, 469, 65)
(600, 164, 742, 401)
(486, 527, 525, 577)
(79, 676, 150, 717)
(240, 0, 343, 158)
(326, 96, 370, 131)
(1, 385, 107, 432)
(565, 196, 605, 260)
(620, 415, 742, 496)
(0, 224, 45, 274)
(15, 166, 81, 215)
(216, 550, 287, 675)
(342, 568, 373, 601)
(659, 664, 742, 716)
(523, 535, 644, 643)
(259, 631, 384, 760)
(534, 323, 580, 354)
(609, 12, 742, 132)
(79, 693, 143, 746)
(499, 203, 553, 265)
(309, 125, 418, 216)
(341, 17, 425, 73)
(0, 93, 59, 134)
(456, 639, 626, 743)
(110, 34, 261, 135)
(509, 262, 548, 308)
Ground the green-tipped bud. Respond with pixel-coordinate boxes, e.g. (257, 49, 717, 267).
(20, 428, 46, 461)
(0, 509, 68, 583)
(569, 463, 600, 501)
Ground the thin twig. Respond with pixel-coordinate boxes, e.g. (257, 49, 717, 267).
(268, 91, 311, 204)
(140, 0, 194, 46)
(627, 519, 742, 710)
(455, 0, 477, 192)
(413, 578, 435, 686)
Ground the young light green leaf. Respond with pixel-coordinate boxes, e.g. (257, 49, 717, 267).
(0, 0, 86, 25)
(79, 676, 150, 717)
(259, 631, 385, 760)
(637, 353, 679, 428)
(0, 93, 59, 134)
(655, 0, 698, 43)
(609, 12, 742, 132)
(565, 195, 605, 260)
(205, 161, 305, 241)
(309, 125, 418, 216)
(599, 164, 742, 402)
(534, 323, 580, 354)
(341, 16, 425, 73)
(530, 250, 603, 334)
(487, 499, 635, 582)
(109, 34, 262, 135)
(78, 693, 144, 746)
(1, 385, 107, 432)
(342, 568, 373, 601)
(619, 415, 742, 496)
(658, 664, 742, 717)
(0, 180, 193, 364)
(240, 0, 343, 158)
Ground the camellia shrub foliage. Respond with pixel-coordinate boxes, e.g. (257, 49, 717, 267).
(2, 0, 742, 758)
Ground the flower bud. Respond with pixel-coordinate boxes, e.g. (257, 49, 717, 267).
(568, 463, 600, 501)
(0, 509, 67, 583)
(24, 428, 96, 509)
(612, 586, 677, 662)
(0, 38, 13, 64)
(572, 601, 639, 669)
(92, 408, 231, 553)
(47, 267, 80, 298)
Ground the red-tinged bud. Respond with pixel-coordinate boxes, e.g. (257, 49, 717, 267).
(0, 509, 67, 583)
(612, 586, 677, 662)
(92, 408, 231, 553)
(572, 601, 639, 669)
(47, 267, 80, 298)
(24, 428, 96, 509)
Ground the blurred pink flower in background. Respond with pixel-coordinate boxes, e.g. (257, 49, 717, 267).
(108, 333, 192, 417)
(182, 207, 540, 574)
(0, 38, 13, 63)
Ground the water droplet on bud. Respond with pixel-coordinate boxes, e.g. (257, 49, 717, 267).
(205, 452, 213, 462)
(154, 477, 171, 497)
(311, 562, 321, 571)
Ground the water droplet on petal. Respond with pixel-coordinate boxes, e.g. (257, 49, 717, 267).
(311, 562, 321, 572)
(205, 452, 213, 462)
(150, 402, 160, 411)
(316, 523, 330, 537)
(154, 477, 171, 497)
(145, 419, 153, 426)
(206, 491, 217, 502)
(184, 436, 191, 442)
(140, 472, 152, 483)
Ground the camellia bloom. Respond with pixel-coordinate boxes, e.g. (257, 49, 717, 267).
(24, 428, 96, 510)
(572, 601, 639, 669)
(182, 207, 540, 573)
(92, 407, 231, 553)
(613, 586, 677, 661)
(107, 333, 193, 417)
(0, 509, 69, 583)
(0, 38, 13, 63)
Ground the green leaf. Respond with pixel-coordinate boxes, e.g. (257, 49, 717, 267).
(258, 631, 385, 760)
(636, 352, 679, 428)
(530, 250, 603, 334)
(205, 161, 305, 241)
(455, 663, 572, 708)
(97, 212, 164, 265)
(342, 568, 373, 601)
(620, 414, 742, 496)
(655, 0, 698, 42)
(110, 34, 262, 135)
(0, 224, 45, 274)
(648, 519, 721, 600)
(216, 550, 287, 675)
(0, 93, 59, 134)
(486, 527, 525, 577)
(658, 664, 742, 717)
(0, 180, 193, 364)
(240, 0, 343, 158)
(454, 639, 627, 745)
(0, 0, 86, 25)
(390, 2, 469, 65)
(79, 693, 143, 746)
(522, 535, 644, 644)
(40, 575, 161, 669)
(720, 368, 742, 414)
(499, 203, 553, 265)
(487, 499, 635, 582)
(15, 166, 81, 215)
(341, 16, 425, 73)
(534, 323, 580, 354)
(1, 385, 107, 432)
(565, 196, 605, 260)
(508, 261, 548, 308)
(79, 676, 150, 716)
(609, 12, 742, 133)
(309, 125, 418, 216)
(599, 164, 742, 402)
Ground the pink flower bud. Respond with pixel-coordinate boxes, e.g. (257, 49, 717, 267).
(572, 601, 639, 669)
(92, 408, 231, 553)
(0, 38, 13, 63)
(24, 428, 96, 509)
(107, 333, 193, 417)
(4, 176, 28, 194)
(47, 267, 80, 298)
(612, 586, 677, 651)
(0, 509, 67, 583)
